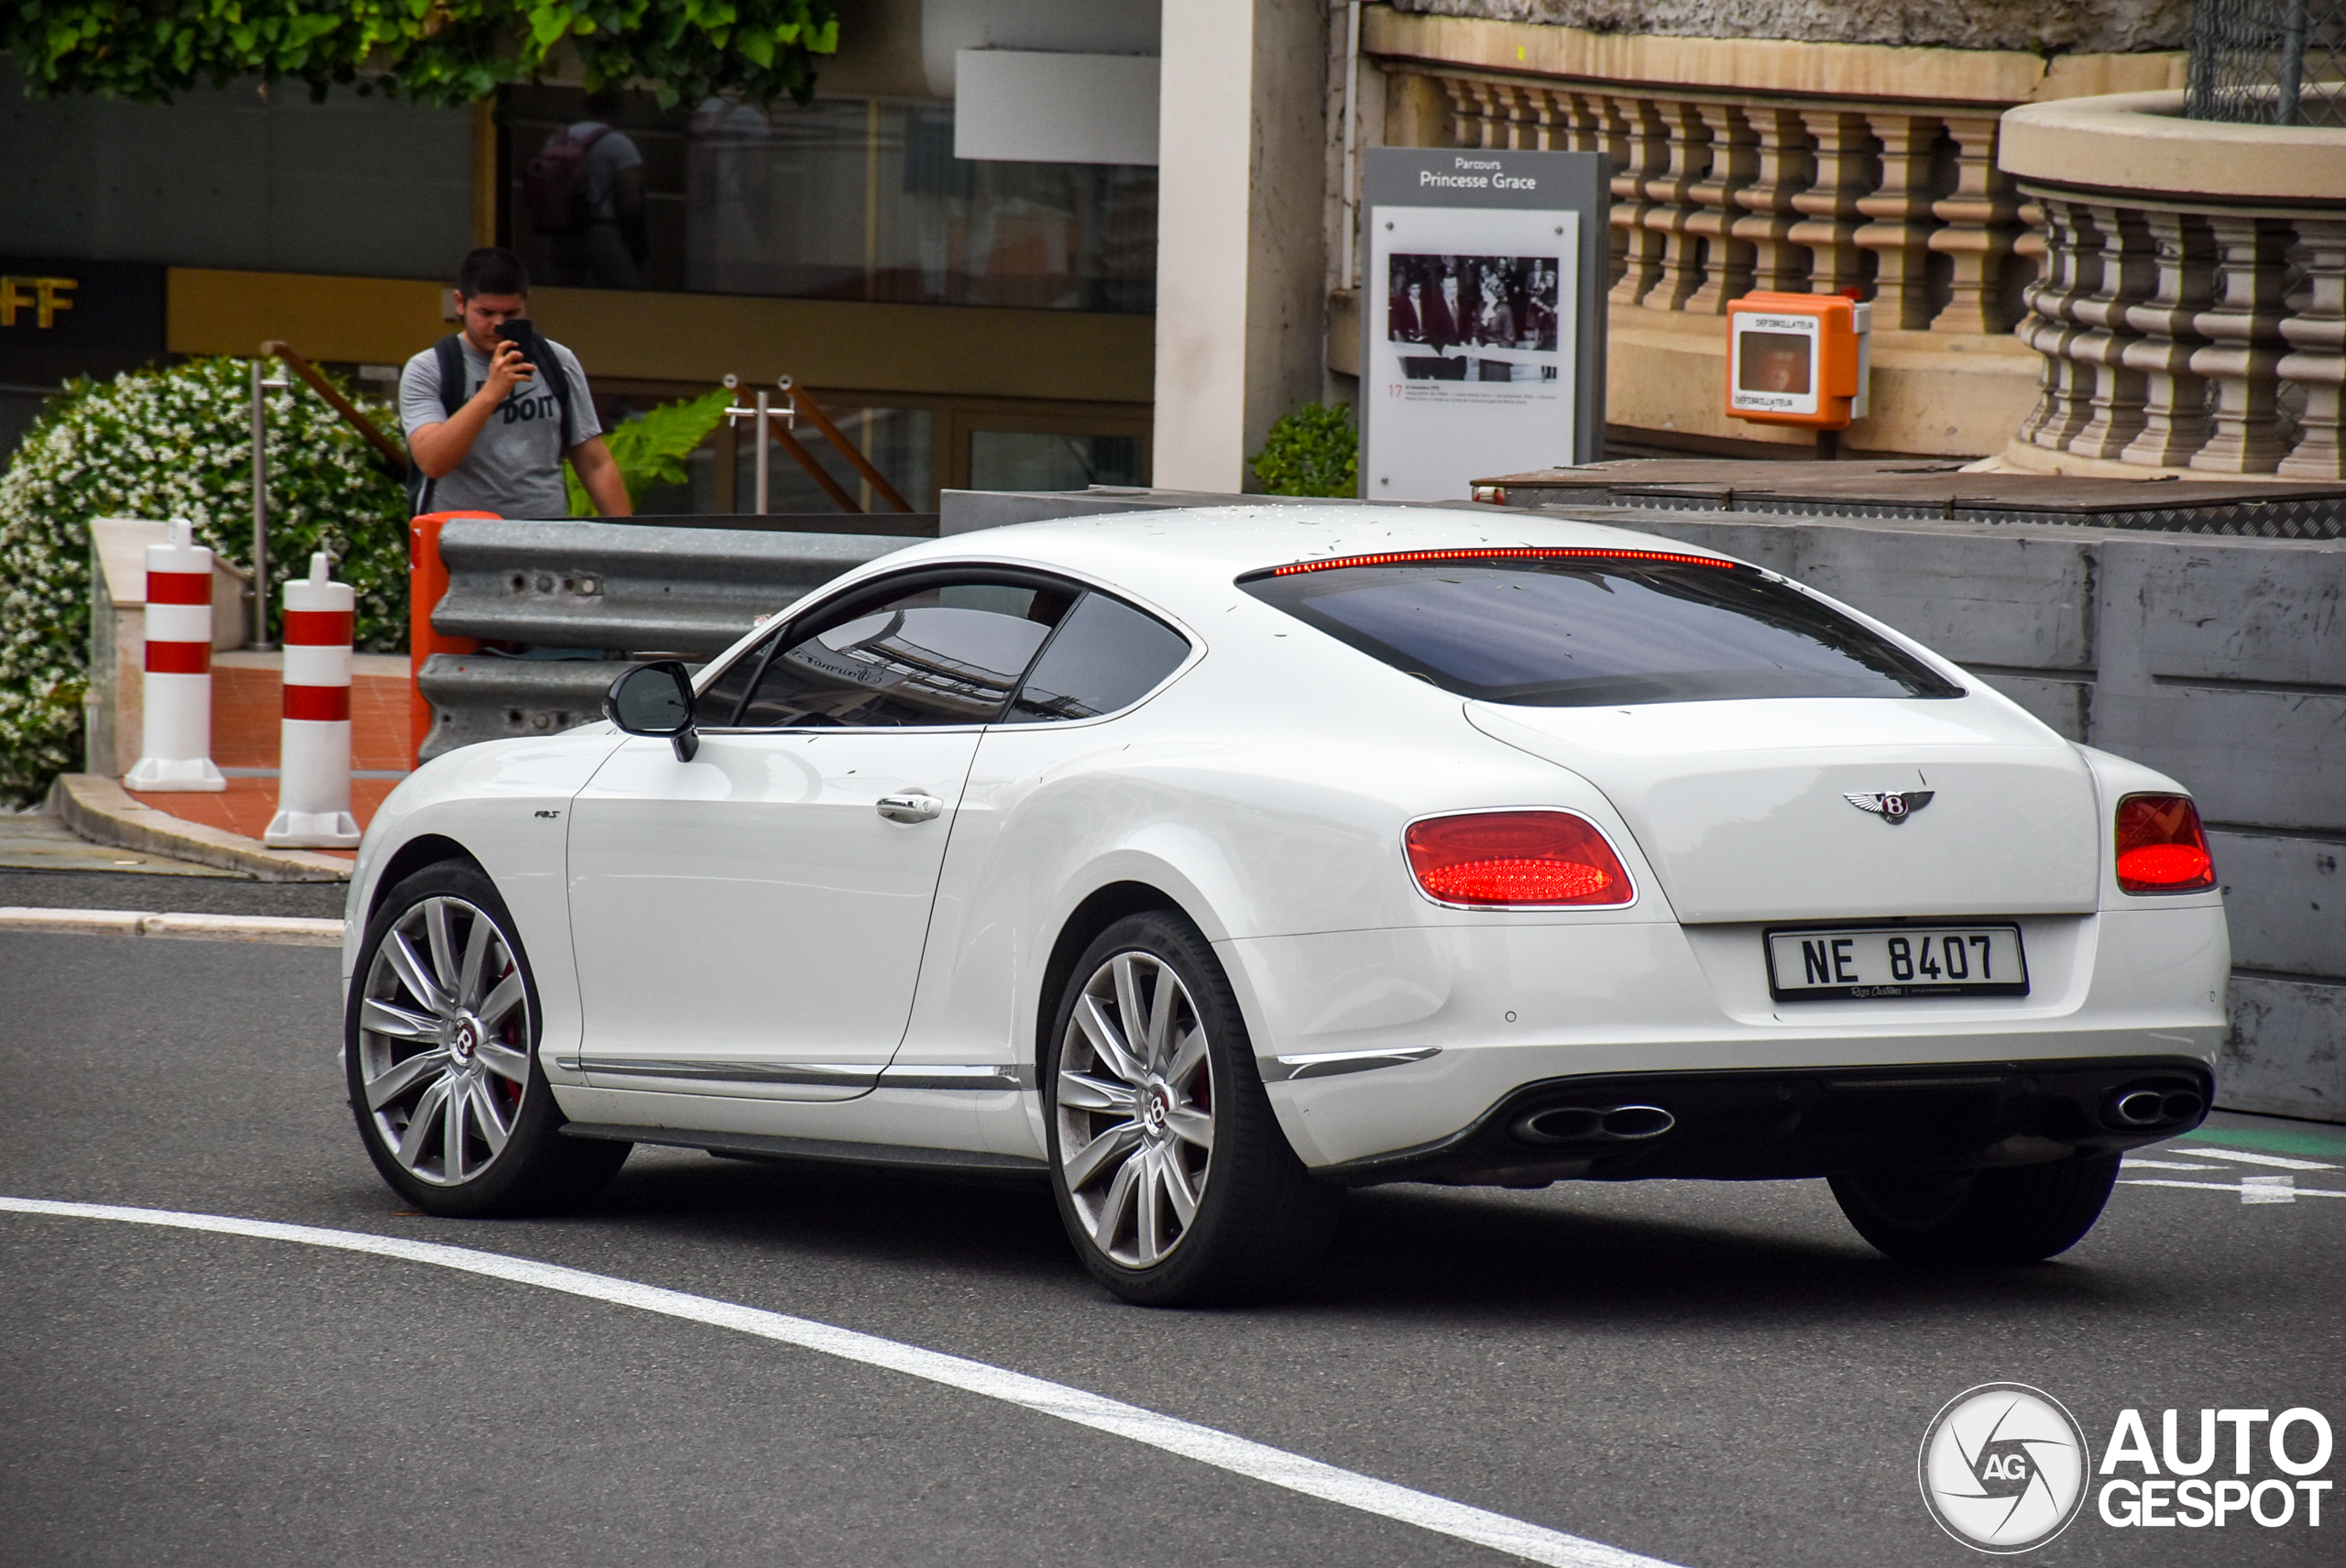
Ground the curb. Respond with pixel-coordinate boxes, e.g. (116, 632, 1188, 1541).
(49, 774, 353, 883)
(0, 906, 345, 947)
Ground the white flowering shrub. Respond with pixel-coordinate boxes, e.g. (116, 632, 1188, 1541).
(0, 356, 407, 806)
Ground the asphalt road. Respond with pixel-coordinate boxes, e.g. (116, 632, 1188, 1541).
(3, 927, 2341, 1567)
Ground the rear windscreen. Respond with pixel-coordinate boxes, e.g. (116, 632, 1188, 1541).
(1240, 556, 1963, 707)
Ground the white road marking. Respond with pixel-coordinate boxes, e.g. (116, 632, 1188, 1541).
(2171, 1145, 2340, 1172)
(0, 1196, 1676, 1568)
(2121, 1158, 2225, 1171)
(2121, 1175, 2346, 1204)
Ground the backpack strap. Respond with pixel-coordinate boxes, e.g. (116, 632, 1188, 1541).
(434, 334, 466, 421)
(524, 325, 579, 451)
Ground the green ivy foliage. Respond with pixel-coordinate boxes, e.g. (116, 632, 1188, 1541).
(0, 357, 408, 806)
(2, 1, 841, 109)
(1249, 403, 1359, 499)
(565, 387, 732, 515)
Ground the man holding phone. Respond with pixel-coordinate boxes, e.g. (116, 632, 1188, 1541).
(400, 247, 630, 518)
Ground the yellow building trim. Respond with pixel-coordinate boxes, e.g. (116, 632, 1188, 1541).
(167, 269, 1156, 405)
(1363, 6, 2187, 106)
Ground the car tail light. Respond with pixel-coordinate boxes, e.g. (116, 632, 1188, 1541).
(1404, 811, 1634, 907)
(2114, 794, 2216, 894)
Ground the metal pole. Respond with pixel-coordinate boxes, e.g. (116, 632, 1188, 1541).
(248, 358, 277, 650)
(2277, 0, 2310, 127)
(753, 389, 771, 515)
(1340, 0, 1362, 290)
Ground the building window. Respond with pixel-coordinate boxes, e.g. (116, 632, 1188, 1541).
(505, 88, 1156, 314)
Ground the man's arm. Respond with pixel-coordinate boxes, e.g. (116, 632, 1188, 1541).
(568, 435, 632, 517)
(409, 341, 533, 478)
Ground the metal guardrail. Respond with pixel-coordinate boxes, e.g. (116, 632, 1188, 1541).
(419, 518, 911, 759)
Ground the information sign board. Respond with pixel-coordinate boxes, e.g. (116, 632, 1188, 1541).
(1357, 150, 1607, 501)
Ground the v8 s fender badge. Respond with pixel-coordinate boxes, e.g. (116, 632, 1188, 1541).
(1919, 1383, 2090, 1553)
(1846, 789, 1935, 823)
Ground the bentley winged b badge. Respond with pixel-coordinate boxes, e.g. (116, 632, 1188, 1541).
(1844, 789, 1935, 824)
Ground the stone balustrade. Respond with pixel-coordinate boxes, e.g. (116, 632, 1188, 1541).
(1423, 73, 2032, 336)
(2000, 88, 2346, 479)
(1355, 9, 2187, 456)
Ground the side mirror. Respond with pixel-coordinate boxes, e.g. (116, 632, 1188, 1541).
(606, 661, 699, 762)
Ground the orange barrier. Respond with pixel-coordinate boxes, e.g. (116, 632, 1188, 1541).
(407, 511, 496, 768)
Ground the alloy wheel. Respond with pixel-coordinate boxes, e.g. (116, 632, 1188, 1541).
(1054, 949, 1216, 1268)
(355, 895, 532, 1187)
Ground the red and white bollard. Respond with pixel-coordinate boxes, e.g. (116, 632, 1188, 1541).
(126, 519, 226, 792)
(264, 552, 362, 849)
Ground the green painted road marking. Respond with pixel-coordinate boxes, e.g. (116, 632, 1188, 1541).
(2181, 1124, 2346, 1159)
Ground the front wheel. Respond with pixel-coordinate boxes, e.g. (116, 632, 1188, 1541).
(1045, 911, 1338, 1306)
(1829, 1153, 2121, 1266)
(345, 860, 628, 1216)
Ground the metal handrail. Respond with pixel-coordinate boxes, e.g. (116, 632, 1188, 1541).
(781, 377, 915, 513)
(262, 341, 407, 473)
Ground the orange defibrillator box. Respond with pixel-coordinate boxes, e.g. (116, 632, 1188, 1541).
(1725, 291, 1871, 431)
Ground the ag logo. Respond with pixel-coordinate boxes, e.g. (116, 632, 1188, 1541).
(1919, 1383, 2090, 1553)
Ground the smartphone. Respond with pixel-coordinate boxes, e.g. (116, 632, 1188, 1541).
(493, 321, 532, 347)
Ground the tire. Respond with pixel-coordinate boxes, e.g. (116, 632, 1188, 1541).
(1044, 911, 1339, 1306)
(345, 860, 629, 1216)
(1828, 1153, 2121, 1266)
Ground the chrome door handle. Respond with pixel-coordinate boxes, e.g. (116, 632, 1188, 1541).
(875, 793, 943, 823)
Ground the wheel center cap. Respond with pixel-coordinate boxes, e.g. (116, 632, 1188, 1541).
(1143, 1086, 1170, 1137)
(451, 1019, 480, 1062)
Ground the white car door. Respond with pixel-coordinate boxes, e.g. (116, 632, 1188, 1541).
(566, 571, 1078, 1098)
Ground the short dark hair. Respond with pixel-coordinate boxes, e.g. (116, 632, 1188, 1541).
(455, 247, 530, 300)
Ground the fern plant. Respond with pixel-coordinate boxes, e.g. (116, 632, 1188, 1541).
(565, 389, 735, 515)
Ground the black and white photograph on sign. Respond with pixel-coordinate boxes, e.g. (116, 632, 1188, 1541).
(1366, 206, 1576, 500)
(1387, 254, 1562, 381)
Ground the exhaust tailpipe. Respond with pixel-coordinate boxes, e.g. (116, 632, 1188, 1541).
(2109, 1087, 2205, 1129)
(1512, 1103, 1676, 1146)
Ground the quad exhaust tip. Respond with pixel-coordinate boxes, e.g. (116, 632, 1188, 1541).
(2109, 1088, 2205, 1128)
(1512, 1103, 1676, 1146)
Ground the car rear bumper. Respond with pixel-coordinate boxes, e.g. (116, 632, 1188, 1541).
(1309, 1056, 2214, 1186)
(1224, 902, 2230, 1173)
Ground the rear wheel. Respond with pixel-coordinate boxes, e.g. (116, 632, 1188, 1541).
(1045, 911, 1338, 1306)
(1829, 1154, 2120, 1265)
(345, 860, 628, 1216)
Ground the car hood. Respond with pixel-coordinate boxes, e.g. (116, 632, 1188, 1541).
(1465, 696, 2100, 923)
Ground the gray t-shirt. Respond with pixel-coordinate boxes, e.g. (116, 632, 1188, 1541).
(400, 334, 602, 519)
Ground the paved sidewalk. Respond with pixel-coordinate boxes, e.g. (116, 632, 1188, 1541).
(118, 652, 411, 859)
(64, 651, 412, 878)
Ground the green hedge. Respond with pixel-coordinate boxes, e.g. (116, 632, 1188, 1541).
(0, 357, 407, 806)
(1249, 403, 1358, 499)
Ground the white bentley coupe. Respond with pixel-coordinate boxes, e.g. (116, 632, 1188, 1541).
(344, 506, 2230, 1303)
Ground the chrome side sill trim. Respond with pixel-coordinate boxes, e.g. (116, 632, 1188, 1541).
(877, 1064, 1029, 1091)
(575, 1058, 878, 1089)
(572, 1058, 1032, 1091)
(1262, 1046, 1442, 1082)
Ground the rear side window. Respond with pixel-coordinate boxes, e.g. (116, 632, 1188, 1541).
(1240, 554, 1960, 707)
(1003, 592, 1191, 723)
(716, 576, 1077, 729)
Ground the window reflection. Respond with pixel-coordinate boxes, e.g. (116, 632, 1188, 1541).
(737, 579, 1074, 728)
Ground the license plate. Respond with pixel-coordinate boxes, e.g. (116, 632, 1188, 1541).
(1765, 924, 2029, 1001)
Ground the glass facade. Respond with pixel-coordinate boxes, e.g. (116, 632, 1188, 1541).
(508, 88, 1157, 314)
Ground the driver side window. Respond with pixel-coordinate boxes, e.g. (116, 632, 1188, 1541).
(711, 576, 1077, 730)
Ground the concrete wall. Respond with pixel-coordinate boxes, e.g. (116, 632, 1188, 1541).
(1614, 510, 2344, 1124)
(1380, 1, 2190, 52)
